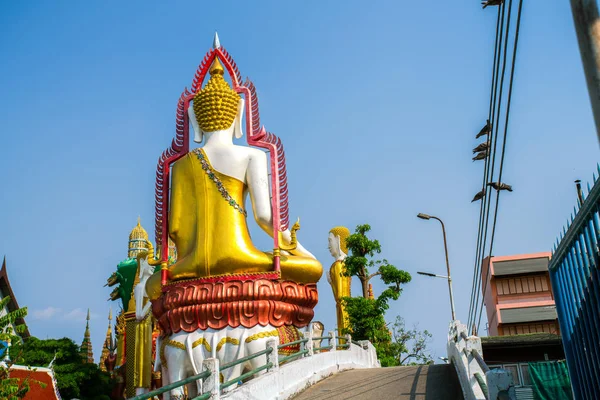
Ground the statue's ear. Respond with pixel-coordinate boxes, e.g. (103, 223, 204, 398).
(335, 234, 344, 257)
(234, 98, 245, 139)
(188, 105, 203, 143)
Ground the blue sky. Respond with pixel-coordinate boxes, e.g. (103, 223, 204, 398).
(0, 1, 598, 364)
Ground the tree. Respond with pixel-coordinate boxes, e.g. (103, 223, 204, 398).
(340, 224, 412, 367)
(13, 337, 112, 400)
(343, 224, 411, 300)
(0, 296, 44, 400)
(389, 316, 433, 366)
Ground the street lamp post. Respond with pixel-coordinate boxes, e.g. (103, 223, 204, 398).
(417, 213, 456, 321)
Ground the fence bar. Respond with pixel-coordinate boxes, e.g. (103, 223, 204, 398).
(277, 338, 308, 349)
(474, 372, 489, 400)
(471, 349, 490, 374)
(550, 172, 600, 399)
(220, 348, 272, 371)
(220, 362, 273, 390)
(190, 393, 211, 400)
(279, 349, 309, 364)
(128, 370, 211, 400)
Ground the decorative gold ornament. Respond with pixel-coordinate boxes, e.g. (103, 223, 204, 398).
(216, 337, 240, 351)
(191, 337, 211, 352)
(129, 217, 149, 259)
(193, 57, 240, 133)
(244, 329, 279, 343)
(279, 218, 300, 252)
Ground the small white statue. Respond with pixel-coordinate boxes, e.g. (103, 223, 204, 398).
(135, 257, 154, 321)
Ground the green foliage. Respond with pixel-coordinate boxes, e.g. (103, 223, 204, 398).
(389, 316, 433, 366)
(13, 337, 112, 400)
(342, 224, 411, 300)
(0, 296, 45, 399)
(340, 224, 418, 367)
(0, 296, 27, 345)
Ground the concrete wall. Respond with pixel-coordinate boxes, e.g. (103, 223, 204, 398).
(222, 342, 379, 400)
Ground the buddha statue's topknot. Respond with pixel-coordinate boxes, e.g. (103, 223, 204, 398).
(193, 57, 241, 133)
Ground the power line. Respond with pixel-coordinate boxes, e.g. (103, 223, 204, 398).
(467, 5, 503, 330)
(469, 0, 511, 332)
(476, 0, 524, 333)
(471, 0, 513, 333)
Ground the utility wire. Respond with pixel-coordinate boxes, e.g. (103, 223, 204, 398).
(472, 0, 513, 333)
(469, 0, 510, 332)
(470, 0, 511, 332)
(467, 6, 503, 330)
(476, 0, 524, 333)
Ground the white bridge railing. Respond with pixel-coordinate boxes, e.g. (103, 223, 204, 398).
(447, 320, 515, 400)
(130, 328, 379, 400)
(225, 331, 379, 400)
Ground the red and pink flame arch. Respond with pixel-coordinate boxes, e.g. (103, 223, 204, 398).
(154, 46, 289, 284)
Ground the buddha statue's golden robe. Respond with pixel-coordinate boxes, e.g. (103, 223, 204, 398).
(146, 149, 322, 300)
(329, 260, 351, 333)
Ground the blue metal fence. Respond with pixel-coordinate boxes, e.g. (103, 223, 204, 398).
(550, 168, 600, 400)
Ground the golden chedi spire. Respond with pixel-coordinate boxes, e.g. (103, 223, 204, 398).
(128, 217, 149, 259)
(79, 309, 94, 364)
(193, 56, 240, 133)
(368, 283, 374, 300)
(99, 308, 113, 372)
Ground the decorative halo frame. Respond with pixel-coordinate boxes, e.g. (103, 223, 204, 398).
(154, 44, 289, 284)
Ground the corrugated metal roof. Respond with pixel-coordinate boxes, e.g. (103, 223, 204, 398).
(500, 305, 557, 324)
(493, 257, 549, 276)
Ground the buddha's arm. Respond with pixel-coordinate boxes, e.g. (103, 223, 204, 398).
(247, 150, 316, 259)
(168, 156, 195, 256)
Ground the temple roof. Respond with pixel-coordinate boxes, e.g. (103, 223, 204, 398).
(0, 257, 30, 338)
(9, 364, 61, 399)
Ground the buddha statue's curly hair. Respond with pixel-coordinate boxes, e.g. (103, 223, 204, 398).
(329, 226, 351, 255)
(193, 57, 240, 132)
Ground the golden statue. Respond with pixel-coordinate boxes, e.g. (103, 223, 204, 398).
(145, 55, 322, 300)
(141, 36, 324, 397)
(327, 226, 352, 334)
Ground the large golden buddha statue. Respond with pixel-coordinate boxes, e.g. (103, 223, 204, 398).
(145, 56, 322, 300)
(145, 36, 323, 398)
(327, 226, 352, 333)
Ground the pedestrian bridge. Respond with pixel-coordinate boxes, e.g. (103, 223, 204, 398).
(292, 365, 462, 400)
(130, 320, 517, 400)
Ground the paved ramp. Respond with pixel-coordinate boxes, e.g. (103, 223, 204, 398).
(292, 364, 463, 400)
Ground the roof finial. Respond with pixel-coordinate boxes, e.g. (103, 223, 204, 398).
(86, 308, 90, 322)
(108, 307, 112, 321)
(137, 216, 141, 226)
(213, 32, 221, 49)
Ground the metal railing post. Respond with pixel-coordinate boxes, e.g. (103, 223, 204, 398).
(306, 327, 314, 356)
(202, 358, 220, 399)
(328, 331, 337, 351)
(266, 338, 279, 373)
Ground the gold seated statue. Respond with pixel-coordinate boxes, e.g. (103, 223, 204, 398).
(146, 57, 322, 301)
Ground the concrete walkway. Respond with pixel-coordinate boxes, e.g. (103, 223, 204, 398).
(292, 365, 463, 400)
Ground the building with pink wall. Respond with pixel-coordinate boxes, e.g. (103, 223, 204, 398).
(481, 252, 559, 337)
